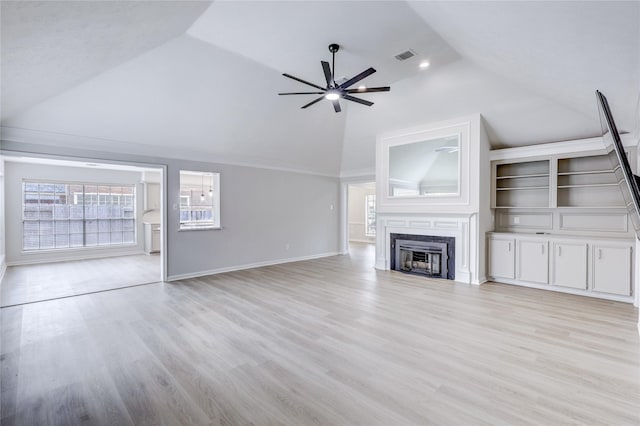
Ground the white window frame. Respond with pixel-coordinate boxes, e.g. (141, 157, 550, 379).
(365, 194, 376, 237)
(22, 180, 136, 251)
(179, 171, 221, 231)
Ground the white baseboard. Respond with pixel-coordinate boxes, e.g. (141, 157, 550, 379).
(167, 251, 339, 282)
(472, 276, 488, 285)
(349, 239, 375, 244)
(6, 249, 146, 266)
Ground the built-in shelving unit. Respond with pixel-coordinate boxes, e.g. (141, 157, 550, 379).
(488, 137, 637, 302)
(494, 160, 550, 208)
(556, 155, 624, 208)
(492, 154, 627, 209)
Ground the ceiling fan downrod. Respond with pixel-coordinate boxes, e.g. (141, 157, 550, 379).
(329, 43, 339, 87)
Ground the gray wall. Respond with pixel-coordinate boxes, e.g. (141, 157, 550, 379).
(4, 162, 146, 264)
(1, 141, 340, 279)
(166, 160, 339, 278)
(0, 158, 5, 272)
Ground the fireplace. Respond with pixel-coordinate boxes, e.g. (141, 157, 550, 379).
(390, 233, 455, 280)
(396, 240, 447, 278)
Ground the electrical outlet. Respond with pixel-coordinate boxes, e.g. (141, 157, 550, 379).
(513, 216, 520, 224)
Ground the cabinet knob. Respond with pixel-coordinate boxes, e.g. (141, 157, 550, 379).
(558, 246, 562, 257)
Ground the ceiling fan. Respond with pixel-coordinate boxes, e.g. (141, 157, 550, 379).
(278, 43, 390, 113)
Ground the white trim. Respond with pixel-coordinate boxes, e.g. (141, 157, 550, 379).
(1, 126, 339, 178)
(348, 239, 375, 244)
(167, 252, 340, 281)
(489, 134, 638, 161)
(6, 249, 145, 266)
(340, 168, 376, 179)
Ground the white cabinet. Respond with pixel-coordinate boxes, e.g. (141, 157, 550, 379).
(516, 239, 549, 284)
(144, 223, 161, 254)
(144, 183, 160, 211)
(488, 232, 633, 301)
(489, 237, 515, 279)
(552, 242, 587, 289)
(592, 245, 631, 296)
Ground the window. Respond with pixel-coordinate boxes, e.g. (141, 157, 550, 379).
(365, 194, 376, 237)
(179, 171, 220, 230)
(23, 181, 135, 251)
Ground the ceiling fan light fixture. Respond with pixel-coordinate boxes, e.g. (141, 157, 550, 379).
(325, 91, 340, 101)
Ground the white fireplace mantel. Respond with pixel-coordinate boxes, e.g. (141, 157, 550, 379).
(375, 212, 482, 284)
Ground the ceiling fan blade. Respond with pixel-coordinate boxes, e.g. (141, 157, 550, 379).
(346, 86, 390, 93)
(343, 95, 374, 107)
(338, 67, 376, 89)
(301, 96, 325, 109)
(332, 100, 341, 113)
(321, 61, 332, 87)
(278, 91, 325, 95)
(283, 73, 326, 91)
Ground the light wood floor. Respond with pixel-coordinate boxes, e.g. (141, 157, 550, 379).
(1, 254, 161, 307)
(1, 243, 639, 425)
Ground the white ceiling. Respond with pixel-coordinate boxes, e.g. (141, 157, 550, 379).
(0, 1, 210, 119)
(1, 1, 639, 177)
(188, 1, 460, 87)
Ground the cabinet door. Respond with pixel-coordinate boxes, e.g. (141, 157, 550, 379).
(489, 237, 515, 279)
(144, 183, 160, 211)
(552, 242, 587, 289)
(517, 239, 549, 284)
(592, 245, 631, 296)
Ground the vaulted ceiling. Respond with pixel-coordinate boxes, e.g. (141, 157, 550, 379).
(2, 1, 639, 176)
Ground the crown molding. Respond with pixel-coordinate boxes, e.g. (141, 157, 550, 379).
(489, 134, 638, 161)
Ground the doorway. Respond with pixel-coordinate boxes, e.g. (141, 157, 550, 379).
(346, 182, 376, 262)
(0, 156, 165, 307)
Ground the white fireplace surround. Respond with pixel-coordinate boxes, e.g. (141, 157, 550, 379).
(375, 212, 482, 284)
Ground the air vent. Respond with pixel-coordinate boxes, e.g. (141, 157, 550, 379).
(394, 50, 416, 61)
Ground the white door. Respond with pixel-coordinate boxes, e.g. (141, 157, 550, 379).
(552, 242, 587, 289)
(592, 245, 631, 296)
(489, 237, 515, 280)
(517, 239, 549, 284)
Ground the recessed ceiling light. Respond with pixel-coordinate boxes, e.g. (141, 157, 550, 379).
(419, 61, 430, 69)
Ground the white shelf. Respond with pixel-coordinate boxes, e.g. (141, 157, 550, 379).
(496, 173, 549, 179)
(496, 186, 550, 191)
(557, 183, 618, 189)
(494, 206, 550, 209)
(557, 170, 613, 176)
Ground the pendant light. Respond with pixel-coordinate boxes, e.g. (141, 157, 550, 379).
(209, 174, 213, 197)
(200, 175, 205, 201)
